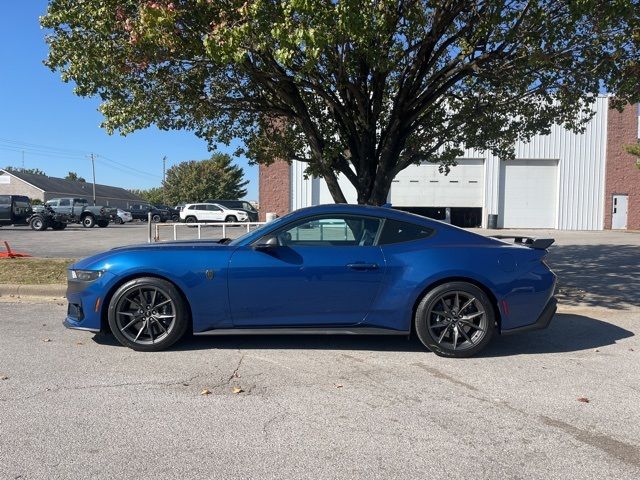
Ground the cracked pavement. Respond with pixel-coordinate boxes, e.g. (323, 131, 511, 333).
(0, 300, 639, 479)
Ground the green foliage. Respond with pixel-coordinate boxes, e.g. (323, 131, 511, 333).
(5, 166, 46, 176)
(129, 186, 165, 204)
(42, 1, 640, 204)
(625, 143, 640, 169)
(30, 198, 43, 205)
(65, 171, 86, 182)
(162, 153, 248, 205)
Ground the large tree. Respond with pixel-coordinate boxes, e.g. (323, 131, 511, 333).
(162, 153, 248, 204)
(42, 1, 640, 205)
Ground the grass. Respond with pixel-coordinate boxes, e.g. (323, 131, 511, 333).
(0, 258, 75, 285)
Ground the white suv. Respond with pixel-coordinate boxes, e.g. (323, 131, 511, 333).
(180, 203, 249, 223)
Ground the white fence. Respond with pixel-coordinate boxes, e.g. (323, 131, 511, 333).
(150, 221, 266, 242)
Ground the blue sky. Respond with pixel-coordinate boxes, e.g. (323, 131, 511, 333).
(0, 2, 258, 200)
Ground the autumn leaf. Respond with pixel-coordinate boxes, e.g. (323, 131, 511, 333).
(577, 397, 590, 403)
(200, 389, 211, 395)
(0, 375, 9, 381)
(232, 386, 244, 394)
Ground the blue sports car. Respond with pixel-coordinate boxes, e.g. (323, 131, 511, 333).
(64, 204, 557, 358)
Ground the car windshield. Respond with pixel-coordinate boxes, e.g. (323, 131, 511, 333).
(228, 213, 293, 246)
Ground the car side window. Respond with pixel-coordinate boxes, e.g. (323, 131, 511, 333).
(266, 215, 382, 247)
(59, 199, 70, 206)
(377, 219, 434, 245)
(207, 205, 222, 211)
(46, 200, 57, 207)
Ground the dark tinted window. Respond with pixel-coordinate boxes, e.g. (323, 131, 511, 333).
(59, 199, 70, 206)
(0, 195, 9, 205)
(378, 219, 434, 245)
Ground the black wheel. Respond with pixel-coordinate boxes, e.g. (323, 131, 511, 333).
(115, 217, 124, 225)
(185, 216, 197, 224)
(151, 214, 161, 223)
(225, 215, 237, 223)
(171, 214, 180, 222)
(29, 216, 47, 231)
(97, 220, 109, 228)
(51, 222, 67, 231)
(107, 277, 189, 352)
(82, 215, 96, 228)
(415, 282, 495, 358)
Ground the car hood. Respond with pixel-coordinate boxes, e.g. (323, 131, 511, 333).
(71, 240, 232, 270)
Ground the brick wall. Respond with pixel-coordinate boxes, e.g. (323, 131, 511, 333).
(0, 173, 44, 201)
(258, 160, 291, 221)
(604, 103, 640, 229)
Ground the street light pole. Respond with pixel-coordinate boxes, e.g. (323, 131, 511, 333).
(90, 153, 96, 205)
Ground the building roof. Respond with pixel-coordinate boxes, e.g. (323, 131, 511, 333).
(1, 169, 143, 202)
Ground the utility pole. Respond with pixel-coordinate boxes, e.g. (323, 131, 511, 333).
(21, 151, 24, 169)
(162, 155, 167, 183)
(89, 153, 97, 205)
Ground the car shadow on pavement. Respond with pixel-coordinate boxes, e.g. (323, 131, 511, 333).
(547, 244, 640, 309)
(92, 313, 633, 355)
(480, 312, 634, 357)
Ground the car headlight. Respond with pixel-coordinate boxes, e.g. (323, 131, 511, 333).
(68, 269, 103, 282)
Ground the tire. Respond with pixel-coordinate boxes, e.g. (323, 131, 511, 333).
(414, 282, 495, 358)
(171, 214, 180, 222)
(151, 214, 161, 223)
(97, 220, 109, 228)
(29, 216, 47, 231)
(185, 216, 197, 224)
(82, 215, 96, 228)
(51, 222, 67, 231)
(225, 215, 237, 223)
(115, 217, 124, 225)
(107, 277, 189, 352)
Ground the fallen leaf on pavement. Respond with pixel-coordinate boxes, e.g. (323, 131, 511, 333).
(0, 375, 8, 381)
(335, 384, 343, 388)
(76, 342, 84, 346)
(42, 338, 51, 343)
(594, 349, 600, 352)
(577, 397, 590, 403)
(200, 389, 211, 395)
(232, 387, 243, 394)
(629, 348, 635, 352)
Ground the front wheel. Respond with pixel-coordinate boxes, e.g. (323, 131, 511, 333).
(82, 215, 95, 228)
(29, 216, 47, 231)
(414, 282, 495, 358)
(107, 277, 189, 352)
(51, 222, 67, 231)
(151, 214, 161, 223)
(115, 217, 124, 225)
(225, 215, 237, 223)
(97, 220, 109, 228)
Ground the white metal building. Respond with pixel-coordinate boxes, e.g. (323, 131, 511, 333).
(289, 96, 616, 230)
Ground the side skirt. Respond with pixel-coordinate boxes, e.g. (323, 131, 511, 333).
(193, 327, 409, 336)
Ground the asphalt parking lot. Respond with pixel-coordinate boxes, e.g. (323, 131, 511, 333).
(0, 301, 638, 479)
(0, 226, 639, 478)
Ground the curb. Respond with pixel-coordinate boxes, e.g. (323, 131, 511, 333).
(0, 283, 66, 299)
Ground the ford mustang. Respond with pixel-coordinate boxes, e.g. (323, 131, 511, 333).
(64, 204, 557, 357)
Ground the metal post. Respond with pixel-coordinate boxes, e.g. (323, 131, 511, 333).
(222, 224, 226, 238)
(197, 224, 201, 239)
(155, 223, 159, 242)
(147, 212, 152, 243)
(173, 223, 177, 240)
(246, 223, 250, 232)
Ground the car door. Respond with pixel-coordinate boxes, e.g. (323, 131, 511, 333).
(207, 204, 224, 221)
(227, 214, 385, 327)
(0, 196, 10, 223)
(57, 198, 73, 216)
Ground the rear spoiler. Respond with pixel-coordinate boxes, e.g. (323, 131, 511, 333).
(491, 235, 555, 250)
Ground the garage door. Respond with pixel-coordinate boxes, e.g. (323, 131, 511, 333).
(500, 159, 558, 228)
(389, 158, 485, 207)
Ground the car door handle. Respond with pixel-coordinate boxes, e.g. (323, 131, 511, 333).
(346, 263, 379, 271)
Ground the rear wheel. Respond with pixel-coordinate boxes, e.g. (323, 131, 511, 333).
(151, 214, 161, 223)
(415, 282, 495, 358)
(51, 222, 66, 231)
(29, 216, 47, 231)
(82, 215, 95, 228)
(107, 277, 189, 352)
(97, 220, 109, 228)
(185, 216, 197, 224)
(115, 217, 124, 225)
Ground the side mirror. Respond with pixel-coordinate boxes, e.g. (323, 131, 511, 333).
(253, 236, 278, 250)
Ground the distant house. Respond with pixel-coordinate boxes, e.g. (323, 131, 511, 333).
(0, 169, 144, 208)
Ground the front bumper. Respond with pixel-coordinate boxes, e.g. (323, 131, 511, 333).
(63, 273, 114, 333)
(501, 297, 557, 335)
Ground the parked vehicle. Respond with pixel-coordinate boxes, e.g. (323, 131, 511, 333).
(0, 195, 33, 227)
(34, 197, 115, 228)
(64, 204, 557, 356)
(180, 203, 249, 223)
(28, 203, 70, 231)
(204, 199, 258, 222)
(114, 208, 133, 224)
(129, 203, 170, 223)
(153, 204, 180, 222)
